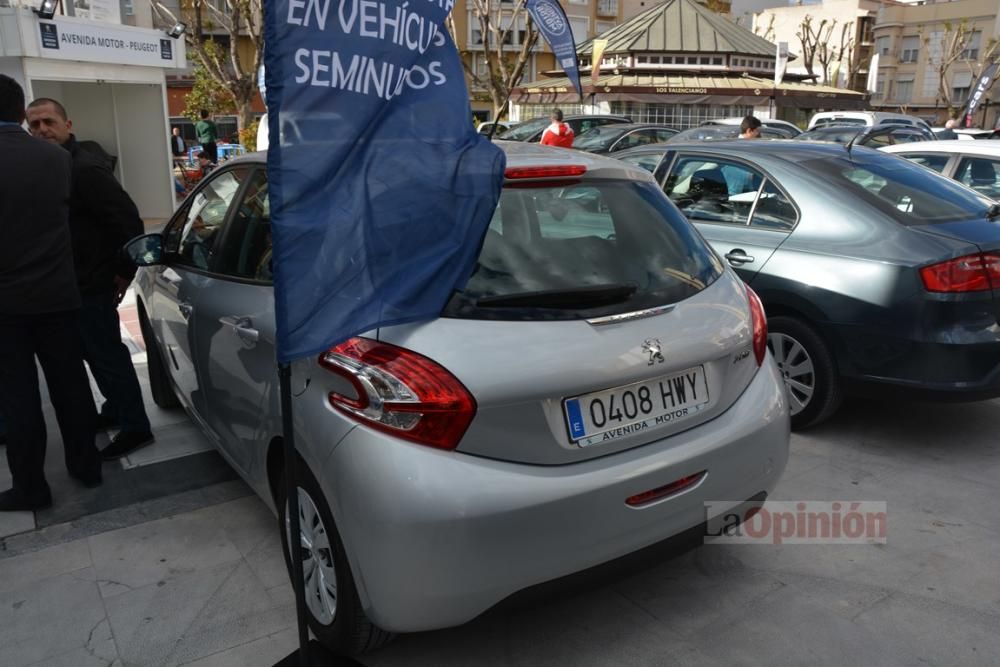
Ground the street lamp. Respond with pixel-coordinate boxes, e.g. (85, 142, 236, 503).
(166, 21, 186, 39)
(33, 0, 58, 19)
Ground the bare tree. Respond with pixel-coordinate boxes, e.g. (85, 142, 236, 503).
(923, 21, 976, 115)
(450, 0, 539, 120)
(151, 0, 264, 133)
(837, 22, 862, 91)
(753, 13, 776, 43)
(795, 15, 829, 80)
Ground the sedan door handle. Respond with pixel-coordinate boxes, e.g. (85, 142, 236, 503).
(178, 302, 193, 319)
(220, 316, 260, 345)
(724, 249, 756, 265)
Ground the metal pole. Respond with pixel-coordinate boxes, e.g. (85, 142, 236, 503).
(279, 363, 311, 667)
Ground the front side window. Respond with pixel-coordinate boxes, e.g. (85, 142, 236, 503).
(170, 169, 248, 271)
(663, 156, 764, 225)
(446, 180, 723, 320)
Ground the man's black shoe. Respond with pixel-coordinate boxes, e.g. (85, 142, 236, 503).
(0, 488, 53, 512)
(95, 412, 118, 431)
(100, 431, 154, 460)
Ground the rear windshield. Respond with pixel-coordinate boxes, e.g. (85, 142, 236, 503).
(573, 126, 626, 150)
(503, 118, 549, 142)
(813, 117, 867, 128)
(803, 154, 993, 224)
(444, 180, 723, 320)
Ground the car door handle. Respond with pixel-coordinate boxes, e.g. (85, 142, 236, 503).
(178, 302, 193, 319)
(724, 249, 756, 265)
(220, 316, 260, 344)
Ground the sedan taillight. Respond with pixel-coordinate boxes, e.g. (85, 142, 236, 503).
(746, 285, 768, 367)
(319, 338, 476, 450)
(920, 253, 1000, 293)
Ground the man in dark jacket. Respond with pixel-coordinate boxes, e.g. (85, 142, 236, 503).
(26, 97, 154, 461)
(0, 75, 102, 510)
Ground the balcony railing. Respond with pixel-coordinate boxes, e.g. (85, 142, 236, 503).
(597, 0, 618, 17)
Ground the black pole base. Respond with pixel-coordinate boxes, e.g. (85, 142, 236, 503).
(272, 639, 363, 666)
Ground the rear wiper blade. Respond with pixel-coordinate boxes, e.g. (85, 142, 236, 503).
(476, 284, 638, 309)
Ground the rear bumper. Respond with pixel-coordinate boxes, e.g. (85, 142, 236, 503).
(833, 322, 1000, 400)
(318, 359, 789, 633)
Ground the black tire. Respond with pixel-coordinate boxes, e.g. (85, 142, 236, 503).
(277, 461, 393, 656)
(139, 306, 180, 409)
(767, 316, 842, 430)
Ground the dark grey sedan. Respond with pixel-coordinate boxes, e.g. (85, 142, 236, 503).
(615, 141, 1000, 428)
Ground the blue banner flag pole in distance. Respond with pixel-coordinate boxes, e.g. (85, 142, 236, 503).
(526, 0, 583, 99)
(263, 0, 506, 363)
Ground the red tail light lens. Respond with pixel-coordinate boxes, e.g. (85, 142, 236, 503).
(920, 253, 1000, 292)
(746, 285, 768, 366)
(319, 338, 476, 450)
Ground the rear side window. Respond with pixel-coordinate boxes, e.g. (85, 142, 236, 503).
(805, 155, 992, 224)
(900, 153, 950, 173)
(445, 180, 723, 320)
(955, 157, 1000, 198)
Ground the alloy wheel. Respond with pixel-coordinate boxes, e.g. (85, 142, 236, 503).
(286, 487, 338, 625)
(768, 332, 815, 416)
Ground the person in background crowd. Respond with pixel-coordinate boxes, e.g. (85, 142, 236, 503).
(196, 110, 218, 163)
(740, 115, 762, 139)
(26, 97, 154, 461)
(171, 126, 186, 157)
(540, 109, 574, 148)
(0, 75, 102, 510)
(197, 151, 215, 178)
(937, 118, 959, 140)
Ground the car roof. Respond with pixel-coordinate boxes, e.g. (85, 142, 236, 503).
(881, 139, 1000, 157)
(224, 142, 653, 180)
(617, 139, 875, 164)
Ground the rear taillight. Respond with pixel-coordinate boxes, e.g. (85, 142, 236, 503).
(746, 285, 768, 366)
(920, 253, 1000, 293)
(319, 338, 476, 450)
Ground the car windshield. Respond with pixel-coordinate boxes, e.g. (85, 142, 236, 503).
(813, 117, 867, 128)
(572, 126, 628, 150)
(803, 153, 993, 224)
(503, 117, 550, 141)
(668, 126, 739, 142)
(445, 180, 723, 320)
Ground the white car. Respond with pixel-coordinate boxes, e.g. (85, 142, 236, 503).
(808, 111, 933, 134)
(881, 139, 1000, 199)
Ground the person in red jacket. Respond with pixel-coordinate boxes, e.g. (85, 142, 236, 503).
(540, 109, 574, 148)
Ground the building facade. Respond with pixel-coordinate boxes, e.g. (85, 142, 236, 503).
(871, 0, 1000, 126)
(511, 0, 865, 127)
(752, 0, 879, 92)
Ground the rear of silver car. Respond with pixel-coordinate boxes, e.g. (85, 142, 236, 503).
(295, 145, 790, 632)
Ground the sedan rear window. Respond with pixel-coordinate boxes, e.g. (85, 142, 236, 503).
(804, 154, 993, 224)
(445, 180, 723, 320)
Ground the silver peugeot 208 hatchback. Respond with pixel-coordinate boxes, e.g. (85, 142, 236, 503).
(128, 140, 790, 655)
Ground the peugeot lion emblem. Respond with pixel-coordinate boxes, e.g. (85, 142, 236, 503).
(642, 338, 665, 366)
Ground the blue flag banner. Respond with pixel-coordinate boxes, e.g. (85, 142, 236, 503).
(263, 0, 506, 363)
(526, 0, 582, 98)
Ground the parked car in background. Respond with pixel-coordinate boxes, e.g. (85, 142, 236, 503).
(881, 139, 1000, 199)
(807, 111, 934, 134)
(477, 120, 512, 136)
(572, 123, 678, 154)
(502, 114, 631, 142)
(666, 125, 789, 142)
(124, 141, 789, 656)
(796, 124, 935, 147)
(614, 140, 1000, 429)
(700, 117, 802, 138)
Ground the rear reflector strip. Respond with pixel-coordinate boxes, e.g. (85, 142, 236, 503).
(626, 471, 707, 507)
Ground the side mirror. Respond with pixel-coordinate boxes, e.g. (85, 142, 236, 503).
(125, 233, 165, 266)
